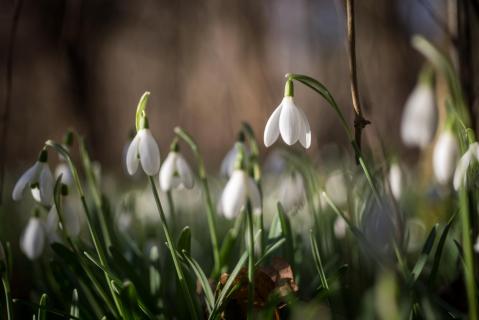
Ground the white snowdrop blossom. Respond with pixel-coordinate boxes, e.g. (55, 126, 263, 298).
(126, 128, 161, 176)
(453, 142, 479, 191)
(264, 80, 311, 148)
(20, 216, 45, 260)
(389, 163, 403, 201)
(221, 141, 249, 178)
(55, 162, 73, 186)
(159, 151, 194, 191)
(400, 83, 437, 148)
(46, 203, 81, 239)
(219, 169, 261, 219)
(12, 150, 54, 206)
(277, 173, 305, 212)
(433, 130, 458, 185)
(334, 216, 348, 239)
(474, 236, 479, 253)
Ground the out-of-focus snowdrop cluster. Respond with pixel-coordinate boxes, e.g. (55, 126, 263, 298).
(325, 170, 349, 208)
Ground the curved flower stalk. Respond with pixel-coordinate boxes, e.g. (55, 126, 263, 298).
(277, 172, 305, 212)
(453, 142, 479, 191)
(159, 141, 194, 191)
(12, 149, 53, 206)
(400, 67, 437, 149)
(219, 169, 261, 220)
(388, 163, 403, 201)
(20, 215, 45, 260)
(126, 94, 161, 176)
(264, 79, 311, 148)
(433, 130, 458, 185)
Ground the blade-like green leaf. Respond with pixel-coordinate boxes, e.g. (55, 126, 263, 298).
(177, 226, 192, 255)
(410, 224, 438, 284)
(310, 230, 329, 291)
(182, 250, 215, 313)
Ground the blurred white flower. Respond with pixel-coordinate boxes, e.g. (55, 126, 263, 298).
(221, 141, 249, 178)
(264, 80, 311, 148)
(219, 169, 261, 219)
(325, 170, 348, 207)
(20, 216, 45, 260)
(334, 216, 347, 239)
(400, 83, 437, 148)
(12, 150, 53, 206)
(433, 130, 458, 185)
(55, 162, 73, 186)
(126, 128, 161, 176)
(160, 151, 194, 191)
(389, 163, 403, 201)
(46, 202, 80, 239)
(277, 172, 305, 212)
(453, 142, 479, 190)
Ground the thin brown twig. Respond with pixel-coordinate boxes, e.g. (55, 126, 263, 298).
(0, 0, 23, 205)
(345, 0, 370, 156)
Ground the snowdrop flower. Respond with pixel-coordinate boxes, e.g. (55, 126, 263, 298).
(453, 142, 479, 190)
(433, 130, 458, 185)
(277, 172, 305, 212)
(12, 149, 54, 206)
(126, 112, 161, 176)
(46, 200, 80, 239)
(334, 216, 348, 239)
(400, 72, 437, 148)
(264, 79, 311, 148)
(20, 216, 45, 260)
(389, 163, 403, 201)
(218, 148, 261, 219)
(159, 142, 194, 191)
(55, 163, 73, 186)
(221, 133, 248, 178)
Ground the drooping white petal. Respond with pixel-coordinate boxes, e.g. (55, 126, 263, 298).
(20, 217, 45, 260)
(433, 131, 458, 185)
(325, 170, 348, 207)
(12, 162, 41, 201)
(176, 154, 194, 189)
(38, 163, 54, 206)
(55, 162, 73, 186)
(264, 104, 282, 147)
(453, 148, 473, 191)
(159, 152, 177, 191)
(246, 176, 261, 214)
(279, 97, 301, 145)
(334, 216, 347, 239)
(400, 84, 437, 148)
(389, 163, 403, 201)
(138, 129, 161, 176)
(220, 170, 247, 219)
(474, 236, 479, 253)
(46, 206, 59, 233)
(126, 133, 141, 175)
(297, 107, 311, 148)
(278, 173, 305, 212)
(220, 145, 238, 177)
(62, 202, 81, 237)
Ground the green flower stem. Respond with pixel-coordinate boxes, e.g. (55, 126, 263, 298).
(78, 136, 113, 251)
(148, 176, 199, 320)
(45, 141, 124, 318)
(166, 190, 176, 232)
(241, 122, 265, 257)
(246, 206, 255, 320)
(2, 276, 12, 320)
(174, 127, 221, 277)
(459, 189, 478, 320)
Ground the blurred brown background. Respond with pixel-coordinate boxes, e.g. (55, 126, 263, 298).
(1, 0, 476, 175)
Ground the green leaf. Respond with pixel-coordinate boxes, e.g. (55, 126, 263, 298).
(83, 251, 121, 282)
(410, 224, 438, 284)
(277, 203, 294, 265)
(182, 250, 215, 313)
(310, 230, 329, 291)
(255, 238, 286, 266)
(177, 226, 192, 255)
(429, 215, 455, 283)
